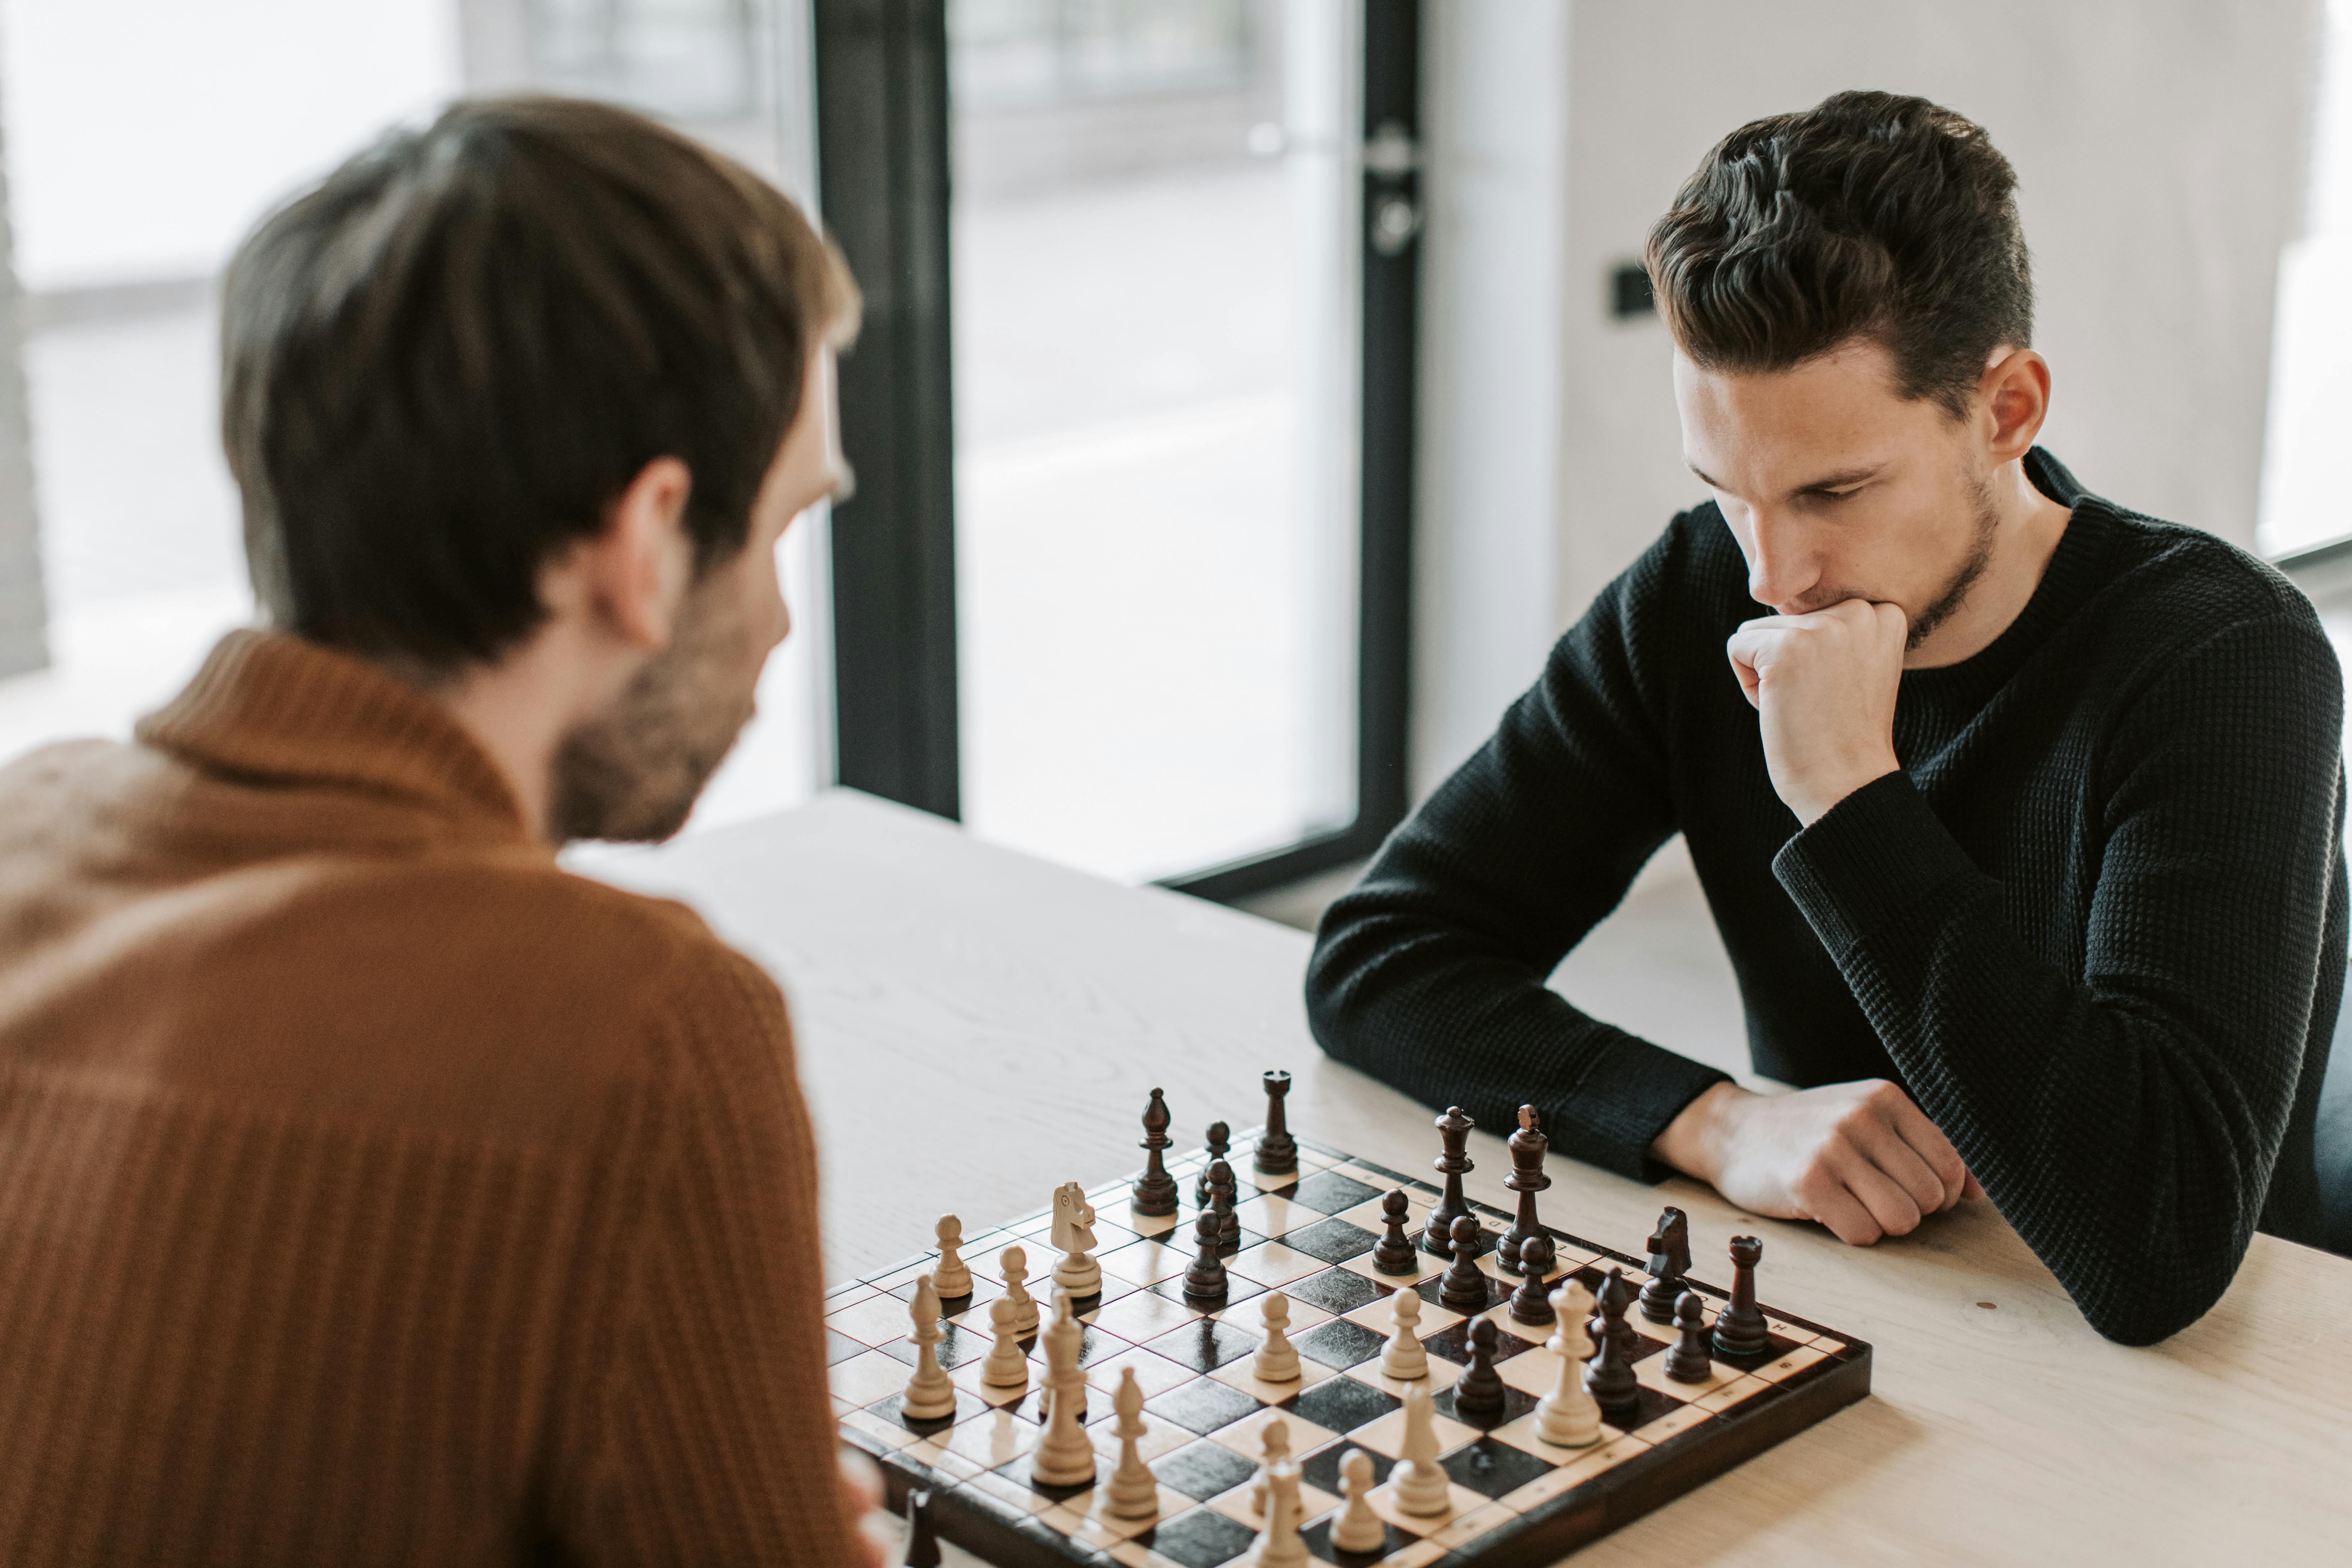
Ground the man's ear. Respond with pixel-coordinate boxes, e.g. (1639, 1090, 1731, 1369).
(576, 456, 695, 652)
(1978, 348, 2053, 467)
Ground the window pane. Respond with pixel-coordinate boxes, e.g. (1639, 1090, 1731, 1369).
(951, 0, 1361, 883)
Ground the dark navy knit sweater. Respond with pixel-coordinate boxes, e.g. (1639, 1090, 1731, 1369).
(1307, 449, 2346, 1345)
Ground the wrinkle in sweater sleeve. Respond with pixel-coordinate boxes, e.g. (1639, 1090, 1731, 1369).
(1308, 530, 1731, 1179)
(561, 954, 859, 1566)
(1773, 615, 2346, 1345)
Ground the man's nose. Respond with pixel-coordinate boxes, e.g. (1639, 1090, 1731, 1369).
(1745, 512, 1821, 612)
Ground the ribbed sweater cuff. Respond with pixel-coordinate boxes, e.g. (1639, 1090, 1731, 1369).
(1772, 770, 1984, 957)
(1556, 1032, 1731, 1184)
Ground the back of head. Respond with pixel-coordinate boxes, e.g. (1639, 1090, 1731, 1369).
(221, 95, 858, 673)
(1645, 90, 2031, 417)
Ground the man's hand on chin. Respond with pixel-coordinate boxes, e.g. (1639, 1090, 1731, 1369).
(1725, 598, 1908, 824)
(1651, 1080, 1985, 1245)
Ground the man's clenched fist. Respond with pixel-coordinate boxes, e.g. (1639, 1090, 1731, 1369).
(1725, 599, 1907, 824)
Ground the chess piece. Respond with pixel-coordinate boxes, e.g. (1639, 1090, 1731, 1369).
(1000, 1244, 1038, 1334)
(1050, 1181, 1101, 1296)
(1379, 1288, 1428, 1379)
(1534, 1278, 1602, 1448)
(1250, 1460, 1310, 1568)
(1508, 1233, 1557, 1325)
(1132, 1088, 1180, 1216)
(1583, 1268, 1639, 1414)
(1664, 1290, 1715, 1384)
(1390, 1383, 1454, 1517)
(1182, 1208, 1228, 1300)
(1370, 1188, 1419, 1275)
(1712, 1234, 1770, 1359)
(1638, 1206, 1693, 1324)
(1195, 1120, 1232, 1206)
(1328, 1448, 1386, 1554)
(1254, 1069, 1298, 1175)
(980, 1294, 1030, 1389)
(1497, 1105, 1551, 1274)
(905, 1488, 941, 1568)
(1030, 1293, 1097, 1485)
(1420, 1106, 1476, 1254)
(1438, 1214, 1488, 1313)
(1248, 1416, 1292, 1517)
(1452, 1317, 1505, 1416)
(900, 1274, 958, 1420)
(1253, 1291, 1302, 1382)
(1208, 1158, 1241, 1247)
(931, 1214, 972, 1298)
(1103, 1366, 1161, 1520)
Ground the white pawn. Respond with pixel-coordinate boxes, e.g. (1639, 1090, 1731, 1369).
(980, 1293, 1030, 1389)
(932, 1214, 972, 1297)
(1378, 1288, 1428, 1379)
(1001, 1244, 1038, 1334)
(1103, 1367, 1161, 1521)
(900, 1274, 959, 1420)
(1534, 1278, 1602, 1449)
(1249, 1461, 1309, 1568)
(1390, 1383, 1453, 1518)
(1248, 1416, 1292, 1518)
(1328, 1448, 1386, 1554)
(1253, 1291, 1301, 1382)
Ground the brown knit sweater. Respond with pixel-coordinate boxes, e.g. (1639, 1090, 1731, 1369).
(0, 631, 857, 1565)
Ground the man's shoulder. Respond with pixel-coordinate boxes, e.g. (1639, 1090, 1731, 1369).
(2090, 502, 2323, 638)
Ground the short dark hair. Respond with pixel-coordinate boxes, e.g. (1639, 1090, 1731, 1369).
(222, 95, 859, 671)
(1646, 90, 2031, 418)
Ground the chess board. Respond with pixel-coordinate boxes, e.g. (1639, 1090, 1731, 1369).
(827, 1132, 1871, 1567)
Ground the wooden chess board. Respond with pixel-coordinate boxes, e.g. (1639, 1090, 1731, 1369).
(826, 1132, 1872, 1567)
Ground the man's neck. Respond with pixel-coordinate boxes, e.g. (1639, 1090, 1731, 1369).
(1903, 460, 2074, 670)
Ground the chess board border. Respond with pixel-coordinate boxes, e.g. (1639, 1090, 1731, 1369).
(834, 1133, 1873, 1568)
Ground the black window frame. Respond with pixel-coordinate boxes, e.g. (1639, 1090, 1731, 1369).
(813, 0, 1421, 902)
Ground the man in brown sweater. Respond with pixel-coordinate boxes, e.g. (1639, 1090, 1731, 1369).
(0, 99, 880, 1564)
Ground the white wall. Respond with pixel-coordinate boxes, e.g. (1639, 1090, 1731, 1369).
(1415, 0, 2324, 795)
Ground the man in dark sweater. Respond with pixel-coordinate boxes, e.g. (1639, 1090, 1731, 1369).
(1307, 91, 2346, 1346)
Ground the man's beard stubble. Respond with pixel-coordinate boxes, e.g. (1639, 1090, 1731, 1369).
(547, 579, 760, 845)
(1901, 464, 2001, 651)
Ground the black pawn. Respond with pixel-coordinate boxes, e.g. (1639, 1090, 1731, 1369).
(1182, 1208, 1228, 1300)
(1638, 1206, 1692, 1324)
(905, 1489, 940, 1568)
(1207, 1158, 1240, 1247)
(1452, 1317, 1506, 1415)
(1582, 1268, 1640, 1412)
(1194, 1121, 1231, 1206)
(1438, 1214, 1489, 1313)
(1132, 1088, 1179, 1216)
(1663, 1290, 1715, 1384)
(1507, 1234, 1556, 1326)
(1371, 1188, 1419, 1275)
(1253, 1069, 1298, 1175)
(1712, 1234, 1770, 1359)
(1420, 1106, 1476, 1254)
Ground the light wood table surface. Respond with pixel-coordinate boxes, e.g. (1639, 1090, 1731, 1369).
(595, 789, 2352, 1565)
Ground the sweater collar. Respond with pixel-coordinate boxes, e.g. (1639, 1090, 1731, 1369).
(136, 629, 530, 835)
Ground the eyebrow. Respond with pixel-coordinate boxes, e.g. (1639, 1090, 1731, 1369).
(1686, 461, 1884, 497)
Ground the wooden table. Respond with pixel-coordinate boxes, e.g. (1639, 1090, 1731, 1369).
(593, 790, 2352, 1564)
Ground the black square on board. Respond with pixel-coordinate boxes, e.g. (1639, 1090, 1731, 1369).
(1418, 1318, 1528, 1368)
(1286, 1169, 1383, 1214)
(1149, 1504, 1260, 1568)
(1275, 1218, 1379, 1265)
(1291, 1317, 1387, 1371)
(1145, 1376, 1264, 1437)
(1434, 1380, 1538, 1432)
(1152, 1437, 1262, 1500)
(1299, 1441, 1394, 1495)
(875, 1319, 992, 1371)
(865, 1389, 980, 1435)
(1147, 1315, 1264, 1373)
(824, 1328, 864, 1365)
(1281, 1374, 1402, 1432)
(1000, 1381, 1105, 1426)
(1603, 1381, 1683, 1434)
(1414, 1272, 1508, 1314)
(1149, 1274, 1267, 1318)
(1302, 1512, 1409, 1564)
(1285, 1268, 1385, 1317)
(1441, 1436, 1557, 1499)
